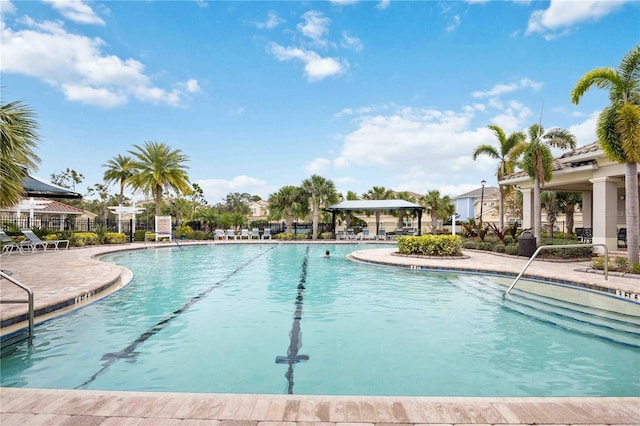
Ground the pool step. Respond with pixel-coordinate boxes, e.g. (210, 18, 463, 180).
(453, 274, 640, 348)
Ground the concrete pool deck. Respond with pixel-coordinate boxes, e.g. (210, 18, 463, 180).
(1, 240, 639, 425)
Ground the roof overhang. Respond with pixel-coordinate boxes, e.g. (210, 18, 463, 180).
(22, 175, 83, 199)
(325, 200, 425, 212)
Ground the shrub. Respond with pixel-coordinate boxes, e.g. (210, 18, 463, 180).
(189, 230, 210, 240)
(72, 232, 98, 247)
(320, 232, 332, 240)
(504, 244, 519, 256)
(175, 225, 193, 238)
(591, 256, 640, 274)
(134, 230, 147, 241)
(277, 232, 294, 240)
(105, 232, 127, 244)
(94, 224, 107, 244)
(397, 235, 462, 257)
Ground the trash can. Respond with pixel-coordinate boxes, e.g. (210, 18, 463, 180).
(518, 231, 536, 257)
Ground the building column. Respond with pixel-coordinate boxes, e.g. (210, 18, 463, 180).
(590, 177, 619, 251)
(581, 191, 592, 228)
(520, 188, 533, 231)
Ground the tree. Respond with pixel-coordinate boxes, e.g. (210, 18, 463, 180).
(128, 141, 191, 217)
(472, 124, 526, 231)
(301, 174, 338, 240)
(343, 190, 360, 230)
(86, 183, 110, 221)
(556, 192, 582, 235)
(217, 192, 252, 215)
(50, 168, 84, 192)
(103, 154, 136, 205)
(571, 45, 640, 263)
(0, 100, 41, 207)
(189, 183, 207, 220)
(362, 186, 393, 233)
(393, 191, 416, 231)
(521, 123, 576, 243)
(419, 190, 455, 234)
(268, 185, 308, 233)
(541, 191, 557, 238)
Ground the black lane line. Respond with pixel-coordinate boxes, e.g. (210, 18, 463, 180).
(275, 245, 310, 394)
(76, 246, 275, 389)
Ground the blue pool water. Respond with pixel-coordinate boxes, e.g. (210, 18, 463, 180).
(1, 243, 639, 396)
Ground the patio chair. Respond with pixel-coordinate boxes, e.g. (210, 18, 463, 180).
(261, 228, 271, 239)
(336, 230, 345, 240)
(0, 230, 29, 256)
(362, 228, 375, 240)
(214, 229, 225, 240)
(21, 228, 69, 251)
(347, 228, 356, 240)
(577, 227, 593, 243)
(239, 229, 250, 240)
(618, 228, 627, 248)
(225, 229, 238, 240)
(377, 228, 386, 240)
(250, 228, 260, 239)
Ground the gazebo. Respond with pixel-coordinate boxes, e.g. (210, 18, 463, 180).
(325, 200, 425, 236)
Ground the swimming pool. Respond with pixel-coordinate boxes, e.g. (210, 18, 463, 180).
(1, 243, 639, 396)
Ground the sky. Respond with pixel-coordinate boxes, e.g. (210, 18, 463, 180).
(1, 0, 638, 205)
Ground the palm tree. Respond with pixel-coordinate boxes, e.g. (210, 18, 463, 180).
(0, 100, 41, 207)
(556, 192, 582, 235)
(268, 185, 308, 233)
(419, 190, 455, 234)
(541, 191, 557, 238)
(103, 154, 136, 205)
(571, 45, 640, 263)
(472, 125, 526, 231)
(521, 123, 576, 243)
(344, 190, 360, 230)
(362, 186, 393, 233)
(301, 174, 338, 240)
(393, 191, 416, 231)
(128, 141, 191, 217)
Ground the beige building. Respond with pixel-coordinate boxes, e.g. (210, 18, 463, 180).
(500, 142, 638, 251)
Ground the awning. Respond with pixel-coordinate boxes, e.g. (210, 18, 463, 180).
(325, 199, 424, 212)
(21, 175, 82, 199)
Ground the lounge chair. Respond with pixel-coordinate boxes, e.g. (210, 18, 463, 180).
(347, 228, 356, 240)
(0, 230, 29, 255)
(214, 229, 225, 240)
(377, 228, 386, 240)
(261, 228, 271, 239)
(250, 228, 260, 239)
(239, 229, 250, 240)
(336, 230, 345, 240)
(362, 228, 375, 240)
(225, 229, 237, 240)
(577, 227, 592, 243)
(21, 228, 69, 251)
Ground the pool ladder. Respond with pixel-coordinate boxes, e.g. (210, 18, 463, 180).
(504, 243, 608, 298)
(0, 270, 34, 345)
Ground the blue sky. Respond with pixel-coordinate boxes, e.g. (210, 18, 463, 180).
(1, 0, 638, 205)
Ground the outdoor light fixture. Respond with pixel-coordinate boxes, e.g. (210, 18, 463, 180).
(480, 180, 486, 221)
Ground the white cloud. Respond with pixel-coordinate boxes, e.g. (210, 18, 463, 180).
(0, 17, 199, 108)
(526, 0, 629, 36)
(305, 157, 332, 174)
(256, 11, 285, 29)
(43, 0, 105, 25)
(446, 14, 460, 32)
(0, 0, 16, 15)
(197, 175, 271, 203)
(377, 0, 390, 10)
(472, 78, 542, 98)
(341, 31, 363, 52)
(297, 10, 330, 47)
(568, 110, 599, 145)
(330, 0, 360, 6)
(268, 43, 348, 81)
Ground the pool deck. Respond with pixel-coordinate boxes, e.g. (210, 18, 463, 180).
(1, 240, 639, 426)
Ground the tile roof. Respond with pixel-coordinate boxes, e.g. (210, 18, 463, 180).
(2, 198, 84, 215)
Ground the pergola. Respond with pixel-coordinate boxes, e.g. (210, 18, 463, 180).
(325, 200, 425, 236)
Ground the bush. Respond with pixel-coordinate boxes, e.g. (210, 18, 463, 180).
(175, 225, 193, 238)
(592, 256, 640, 274)
(320, 232, 333, 240)
(134, 230, 147, 241)
(105, 232, 127, 244)
(397, 235, 463, 257)
(72, 232, 98, 247)
(189, 230, 210, 240)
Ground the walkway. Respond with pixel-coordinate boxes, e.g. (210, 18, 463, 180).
(1, 241, 639, 425)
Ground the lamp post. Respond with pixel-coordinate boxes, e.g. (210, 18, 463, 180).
(479, 179, 486, 222)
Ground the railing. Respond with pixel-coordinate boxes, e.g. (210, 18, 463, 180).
(504, 243, 608, 297)
(0, 270, 34, 344)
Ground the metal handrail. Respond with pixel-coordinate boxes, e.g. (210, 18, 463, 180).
(504, 243, 608, 297)
(0, 270, 34, 344)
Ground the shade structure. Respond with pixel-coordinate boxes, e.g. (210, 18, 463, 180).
(21, 175, 82, 199)
(324, 199, 425, 236)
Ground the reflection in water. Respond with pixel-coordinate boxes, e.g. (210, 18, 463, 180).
(276, 246, 310, 394)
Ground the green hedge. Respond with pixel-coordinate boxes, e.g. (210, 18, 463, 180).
(397, 235, 463, 256)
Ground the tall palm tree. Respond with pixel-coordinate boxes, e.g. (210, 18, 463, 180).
(268, 185, 308, 233)
(393, 191, 416, 231)
(541, 191, 557, 238)
(521, 123, 576, 243)
(103, 154, 136, 205)
(419, 190, 455, 234)
(363, 186, 393, 233)
(128, 141, 191, 217)
(301, 174, 338, 240)
(0, 100, 41, 207)
(472, 124, 526, 231)
(344, 190, 360, 230)
(571, 45, 640, 263)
